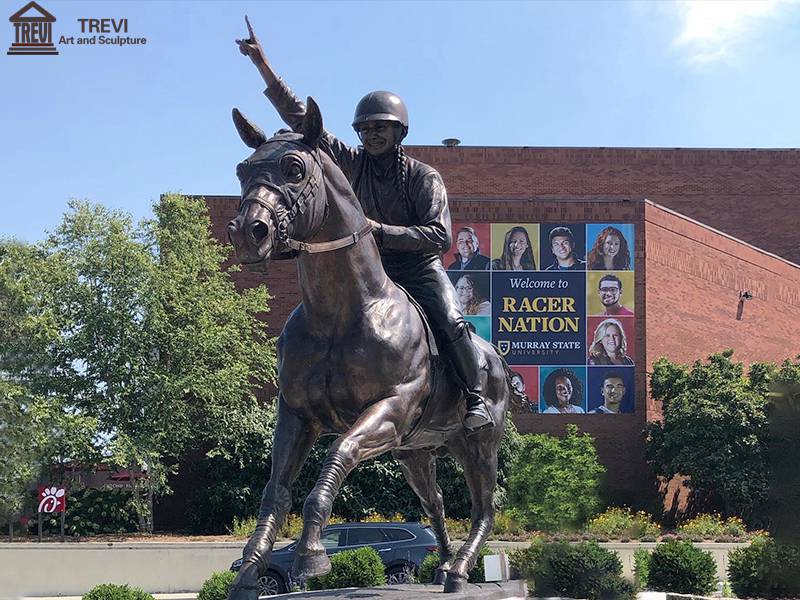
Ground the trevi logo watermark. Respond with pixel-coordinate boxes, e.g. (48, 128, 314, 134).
(7, 1, 147, 56)
(7, 1, 58, 55)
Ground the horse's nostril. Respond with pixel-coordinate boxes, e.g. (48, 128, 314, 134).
(251, 221, 269, 243)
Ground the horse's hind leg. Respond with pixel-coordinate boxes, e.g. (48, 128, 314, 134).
(393, 448, 454, 584)
(228, 396, 319, 600)
(292, 399, 404, 579)
(442, 432, 499, 593)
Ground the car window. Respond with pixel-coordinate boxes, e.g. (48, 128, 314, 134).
(347, 527, 386, 545)
(382, 528, 415, 541)
(320, 529, 344, 549)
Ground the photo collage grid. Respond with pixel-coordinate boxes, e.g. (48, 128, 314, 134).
(445, 222, 635, 415)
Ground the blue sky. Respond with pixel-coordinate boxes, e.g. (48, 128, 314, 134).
(2, 0, 799, 242)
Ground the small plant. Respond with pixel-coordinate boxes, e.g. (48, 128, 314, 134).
(197, 571, 235, 600)
(647, 540, 717, 595)
(228, 515, 256, 538)
(633, 548, 651, 591)
(307, 547, 386, 590)
(279, 513, 305, 538)
(587, 507, 660, 539)
(418, 546, 491, 584)
(82, 584, 154, 600)
(492, 510, 524, 537)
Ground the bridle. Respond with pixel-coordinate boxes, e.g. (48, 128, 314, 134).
(239, 141, 372, 255)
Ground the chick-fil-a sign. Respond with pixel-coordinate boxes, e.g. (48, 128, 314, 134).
(37, 486, 67, 513)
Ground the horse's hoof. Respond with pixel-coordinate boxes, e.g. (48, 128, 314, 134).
(291, 549, 331, 579)
(433, 567, 449, 585)
(443, 572, 468, 593)
(227, 564, 260, 600)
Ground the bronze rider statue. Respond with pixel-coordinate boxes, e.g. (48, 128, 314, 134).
(236, 18, 493, 432)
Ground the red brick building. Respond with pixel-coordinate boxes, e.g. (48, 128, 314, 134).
(203, 145, 800, 507)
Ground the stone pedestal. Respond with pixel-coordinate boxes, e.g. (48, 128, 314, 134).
(282, 581, 527, 599)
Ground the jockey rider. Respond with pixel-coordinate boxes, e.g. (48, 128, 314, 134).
(236, 19, 493, 432)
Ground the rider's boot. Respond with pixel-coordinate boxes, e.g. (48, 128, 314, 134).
(445, 329, 495, 433)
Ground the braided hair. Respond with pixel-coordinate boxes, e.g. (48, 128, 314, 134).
(394, 143, 408, 207)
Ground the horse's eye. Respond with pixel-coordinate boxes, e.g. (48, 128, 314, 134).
(280, 155, 305, 183)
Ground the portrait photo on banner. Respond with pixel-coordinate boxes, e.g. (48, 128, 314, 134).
(586, 271, 635, 316)
(447, 222, 491, 271)
(449, 271, 491, 316)
(489, 223, 540, 271)
(539, 224, 587, 271)
(586, 367, 635, 414)
(508, 366, 539, 414)
(539, 366, 587, 414)
(587, 316, 635, 366)
(586, 224, 634, 271)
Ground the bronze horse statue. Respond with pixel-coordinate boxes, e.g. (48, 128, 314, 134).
(226, 98, 510, 597)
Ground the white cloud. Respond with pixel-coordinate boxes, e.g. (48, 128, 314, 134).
(671, 0, 795, 64)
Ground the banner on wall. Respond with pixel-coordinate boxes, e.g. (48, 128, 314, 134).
(445, 222, 636, 415)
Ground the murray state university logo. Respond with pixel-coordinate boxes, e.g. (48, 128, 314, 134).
(7, 1, 58, 56)
(497, 340, 510, 357)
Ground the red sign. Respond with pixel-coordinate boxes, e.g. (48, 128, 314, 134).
(37, 486, 66, 513)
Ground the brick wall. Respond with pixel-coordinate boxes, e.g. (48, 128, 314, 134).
(406, 146, 800, 264)
(643, 201, 800, 419)
(200, 144, 800, 510)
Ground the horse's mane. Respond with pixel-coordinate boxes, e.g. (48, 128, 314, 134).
(317, 147, 365, 218)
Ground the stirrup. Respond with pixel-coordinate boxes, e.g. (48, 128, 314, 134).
(463, 392, 495, 432)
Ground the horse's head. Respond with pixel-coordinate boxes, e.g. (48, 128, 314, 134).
(228, 98, 327, 272)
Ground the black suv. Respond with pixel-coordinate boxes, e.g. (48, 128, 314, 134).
(229, 521, 437, 596)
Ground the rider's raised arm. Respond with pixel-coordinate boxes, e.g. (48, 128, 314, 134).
(236, 18, 358, 178)
(379, 170, 452, 254)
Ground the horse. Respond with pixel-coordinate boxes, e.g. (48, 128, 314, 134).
(225, 97, 510, 597)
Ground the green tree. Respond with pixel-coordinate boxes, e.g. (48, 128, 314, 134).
(0, 196, 276, 530)
(506, 424, 605, 532)
(645, 350, 770, 521)
(764, 357, 800, 543)
(0, 380, 37, 522)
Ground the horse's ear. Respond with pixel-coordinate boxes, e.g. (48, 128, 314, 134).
(301, 97, 323, 149)
(232, 108, 267, 149)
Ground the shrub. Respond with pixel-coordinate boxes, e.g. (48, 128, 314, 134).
(228, 513, 344, 539)
(543, 541, 635, 600)
(492, 510, 525, 538)
(418, 552, 440, 584)
(197, 571, 235, 600)
(645, 352, 770, 522)
(38, 487, 138, 537)
(728, 538, 800, 598)
(633, 548, 651, 591)
(586, 507, 660, 539)
(82, 584, 154, 600)
(508, 536, 547, 584)
(417, 546, 491, 584)
(507, 425, 605, 532)
(647, 540, 717, 595)
(307, 547, 385, 590)
(677, 513, 745, 539)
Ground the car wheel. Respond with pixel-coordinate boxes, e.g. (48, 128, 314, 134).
(256, 570, 287, 596)
(386, 564, 414, 585)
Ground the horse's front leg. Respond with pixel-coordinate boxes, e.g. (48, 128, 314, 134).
(291, 398, 406, 579)
(228, 396, 319, 600)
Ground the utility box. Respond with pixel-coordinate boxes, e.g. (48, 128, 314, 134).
(484, 551, 510, 582)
